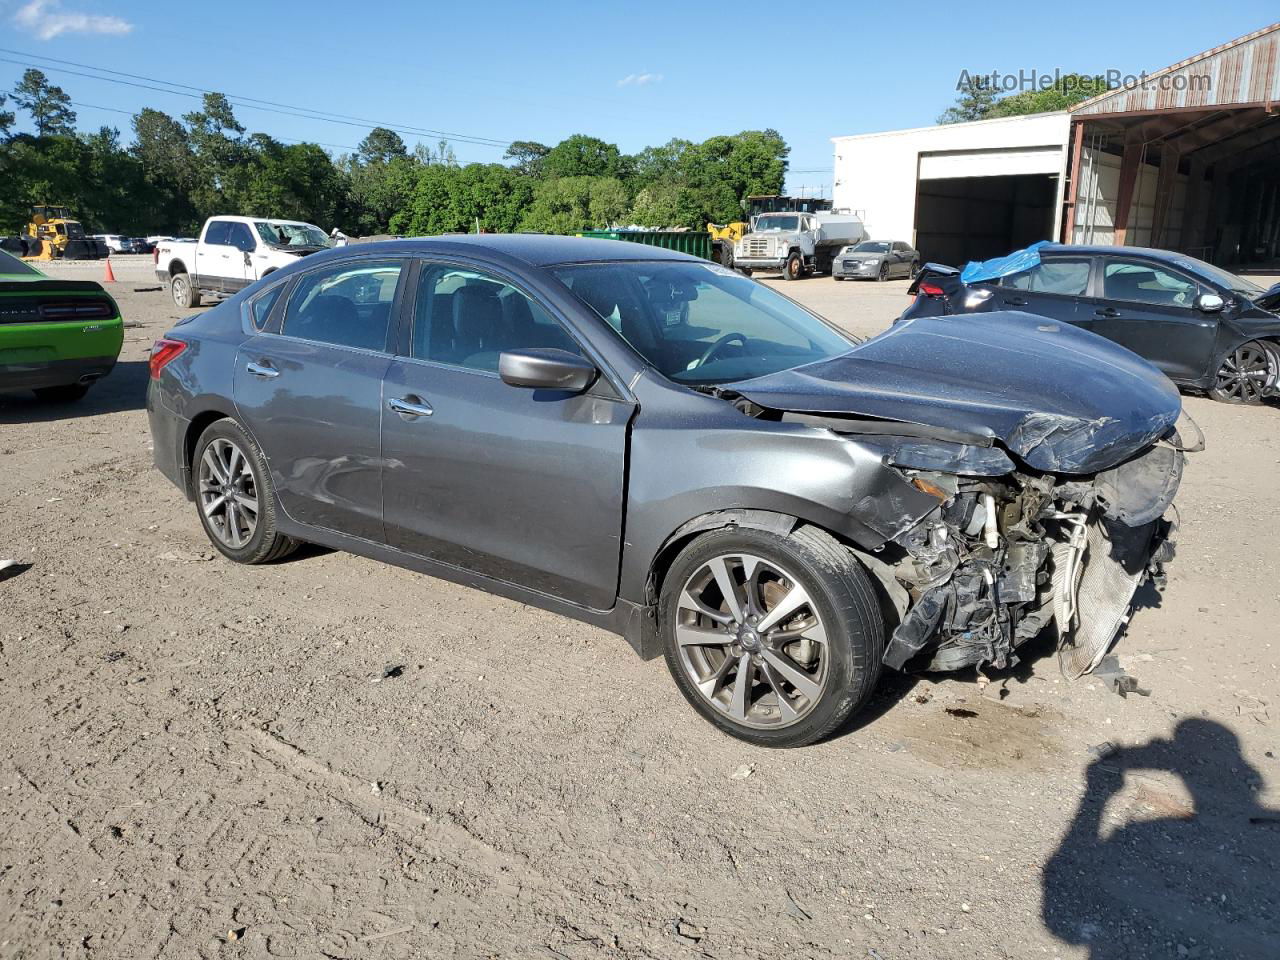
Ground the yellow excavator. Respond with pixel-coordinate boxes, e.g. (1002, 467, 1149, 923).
(20, 205, 108, 260)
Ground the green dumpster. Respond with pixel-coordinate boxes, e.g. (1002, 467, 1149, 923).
(577, 230, 712, 261)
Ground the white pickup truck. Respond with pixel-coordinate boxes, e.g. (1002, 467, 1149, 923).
(154, 215, 332, 308)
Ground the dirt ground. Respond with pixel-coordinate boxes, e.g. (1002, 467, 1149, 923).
(2, 255, 1278, 960)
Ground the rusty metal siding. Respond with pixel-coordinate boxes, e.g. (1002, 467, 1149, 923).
(1073, 23, 1280, 115)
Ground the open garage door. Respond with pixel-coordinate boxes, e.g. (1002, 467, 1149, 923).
(914, 174, 1059, 267)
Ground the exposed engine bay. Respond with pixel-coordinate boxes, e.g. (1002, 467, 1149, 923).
(877, 442, 1184, 678)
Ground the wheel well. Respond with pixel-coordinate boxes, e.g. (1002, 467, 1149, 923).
(182, 410, 231, 496)
(168, 258, 187, 277)
(645, 509, 799, 605)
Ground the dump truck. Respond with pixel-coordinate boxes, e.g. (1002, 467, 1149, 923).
(733, 210, 867, 280)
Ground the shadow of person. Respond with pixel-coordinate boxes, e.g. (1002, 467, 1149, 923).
(1043, 719, 1280, 958)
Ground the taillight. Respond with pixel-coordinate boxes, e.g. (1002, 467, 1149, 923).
(38, 299, 114, 320)
(918, 282, 945, 297)
(153, 247, 159, 265)
(149, 338, 187, 379)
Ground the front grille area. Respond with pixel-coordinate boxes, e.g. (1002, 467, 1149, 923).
(743, 237, 773, 257)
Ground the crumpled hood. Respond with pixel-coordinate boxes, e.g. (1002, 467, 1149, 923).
(734, 311, 1182, 474)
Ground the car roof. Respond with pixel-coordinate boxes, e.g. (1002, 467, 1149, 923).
(1039, 243, 1203, 263)
(337, 233, 701, 268)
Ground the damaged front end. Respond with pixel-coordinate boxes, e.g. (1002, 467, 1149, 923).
(871, 426, 1192, 678)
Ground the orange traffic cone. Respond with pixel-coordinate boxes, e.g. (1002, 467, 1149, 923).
(103, 257, 116, 283)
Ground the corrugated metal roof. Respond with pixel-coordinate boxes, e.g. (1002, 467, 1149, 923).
(1072, 22, 1280, 115)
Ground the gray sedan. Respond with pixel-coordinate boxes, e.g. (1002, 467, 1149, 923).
(833, 240, 919, 281)
(147, 235, 1184, 747)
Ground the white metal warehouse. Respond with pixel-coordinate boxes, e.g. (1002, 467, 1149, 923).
(831, 21, 1280, 268)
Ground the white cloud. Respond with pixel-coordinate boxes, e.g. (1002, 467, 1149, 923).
(14, 0, 134, 40)
(617, 72, 663, 87)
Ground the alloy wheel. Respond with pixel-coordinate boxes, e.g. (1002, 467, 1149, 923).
(1214, 342, 1273, 403)
(198, 438, 259, 548)
(674, 553, 829, 729)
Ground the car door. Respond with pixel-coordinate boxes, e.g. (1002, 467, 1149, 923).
(196, 220, 240, 293)
(381, 260, 634, 610)
(222, 222, 257, 293)
(991, 255, 1092, 324)
(233, 256, 407, 541)
(1077, 259, 1219, 381)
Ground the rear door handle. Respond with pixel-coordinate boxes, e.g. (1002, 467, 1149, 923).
(1095, 307, 1121, 318)
(387, 395, 433, 418)
(246, 360, 279, 379)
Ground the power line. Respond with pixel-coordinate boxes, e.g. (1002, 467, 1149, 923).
(0, 49, 512, 150)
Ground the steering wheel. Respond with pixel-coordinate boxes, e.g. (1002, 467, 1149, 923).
(693, 332, 749, 370)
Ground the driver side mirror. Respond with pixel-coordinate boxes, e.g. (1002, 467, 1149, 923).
(1195, 292, 1225, 313)
(499, 348, 597, 393)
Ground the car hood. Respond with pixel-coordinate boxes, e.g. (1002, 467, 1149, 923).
(732, 311, 1182, 474)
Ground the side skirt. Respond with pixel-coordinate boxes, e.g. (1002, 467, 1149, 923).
(273, 515, 661, 660)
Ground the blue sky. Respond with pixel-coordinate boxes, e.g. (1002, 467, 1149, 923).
(2, 0, 1277, 197)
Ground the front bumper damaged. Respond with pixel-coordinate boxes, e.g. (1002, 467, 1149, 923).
(877, 434, 1189, 678)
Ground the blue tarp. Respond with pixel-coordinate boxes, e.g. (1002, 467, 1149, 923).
(960, 240, 1052, 284)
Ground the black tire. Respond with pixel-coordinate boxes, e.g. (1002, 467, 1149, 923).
(192, 418, 299, 564)
(170, 273, 201, 309)
(833, 275, 844, 282)
(739, 267, 753, 278)
(783, 251, 805, 281)
(909, 260, 920, 279)
(33, 383, 89, 403)
(877, 261, 889, 282)
(659, 524, 884, 748)
(1208, 340, 1276, 404)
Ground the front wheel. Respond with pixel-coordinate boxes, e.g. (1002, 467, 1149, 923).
(659, 525, 884, 748)
(783, 252, 805, 281)
(877, 261, 889, 282)
(1209, 340, 1276, 404)
(170, 273, 201, 309)
(193, 418, 299, 564)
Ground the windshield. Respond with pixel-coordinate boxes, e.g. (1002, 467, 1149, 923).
(1171, 255, 1264, 298)
(754, 215, 801, 232)
(553, 261, 855, 386)
(851, 241, 889, 253)
(254, 221, 332, 248)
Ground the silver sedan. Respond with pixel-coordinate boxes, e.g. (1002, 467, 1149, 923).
(833, 240, 919, 281)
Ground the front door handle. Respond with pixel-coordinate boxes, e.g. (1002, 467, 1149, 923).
(246, 360, 279, 379)
(387, 395, 433, 418)
(1095, 307, 1121, 318)
(1004, 296, 1027, 306)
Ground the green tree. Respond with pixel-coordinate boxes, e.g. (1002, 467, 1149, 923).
(938, 70, 1001, 123)
(399, 162, 534, 235)
(676, 130, 788, 226)
(0, 94, 14, 138)
(988, 74, 1108, 118)
(503, 140, 550, 177)
(131, 108, 199, 232)
(183, 93, 251, 218)
(542, 134, 625, 180)
(627, 184, 681, 227)
(243, 138, 348, 226)
(11, 69, 76, 136)
(356, 127, 408, 165)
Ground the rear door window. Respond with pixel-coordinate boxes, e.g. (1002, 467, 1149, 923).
(204, 220, 232, 246)
(282, 259, 404, 351)
(1002, 258, 1091, 296)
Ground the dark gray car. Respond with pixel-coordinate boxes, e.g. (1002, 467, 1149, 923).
(147, 235, 1188, 747)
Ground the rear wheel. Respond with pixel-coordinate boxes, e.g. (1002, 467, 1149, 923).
(784, 251, 805, 281)
(193, 418, 299, 564)
(170, 273, 200, 309)
(33, 383, 89, 403)
(1209, 340, 1276, 404)
(659, 525, 884, 748)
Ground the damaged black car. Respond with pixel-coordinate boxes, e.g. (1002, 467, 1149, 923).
(902, 243, 1280, 404)
(148, 236, 1192, 747)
